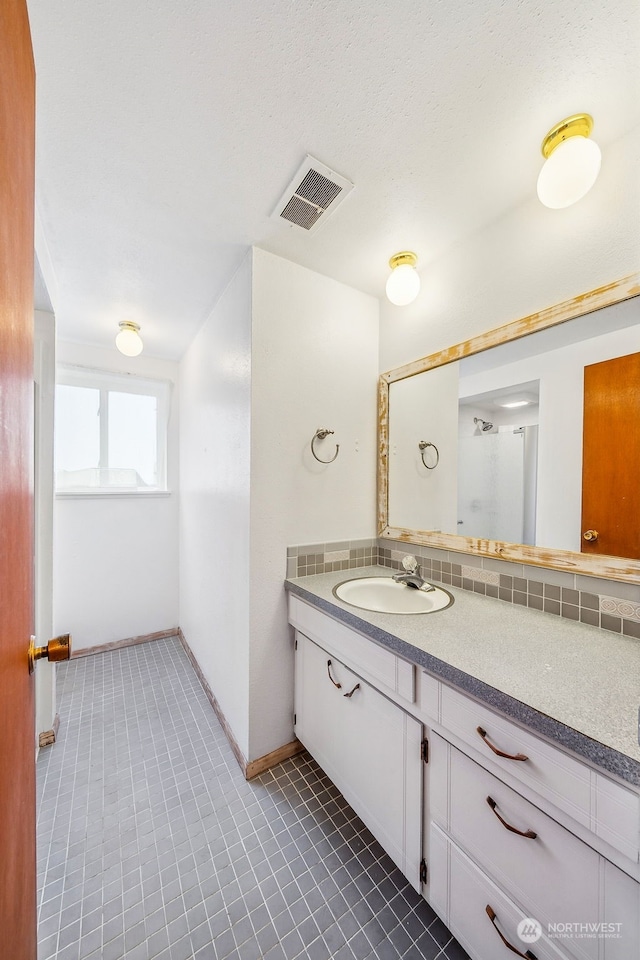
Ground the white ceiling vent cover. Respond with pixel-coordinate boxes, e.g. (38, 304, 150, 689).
(272, 156, 354, 233)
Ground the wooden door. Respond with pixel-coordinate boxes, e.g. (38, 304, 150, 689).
(0, 2, 37, 958)
(582, 353, 640, 560)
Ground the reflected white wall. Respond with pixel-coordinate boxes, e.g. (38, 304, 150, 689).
(388, 363, 459, 532)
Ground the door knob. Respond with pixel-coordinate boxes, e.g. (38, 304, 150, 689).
(28, 633, 71, 674)
(582, 529, 599, 542)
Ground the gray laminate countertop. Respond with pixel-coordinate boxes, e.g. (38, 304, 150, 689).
(285, 566, 640, 787)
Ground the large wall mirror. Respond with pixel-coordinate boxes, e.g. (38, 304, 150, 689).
(378, 273, 640, 583)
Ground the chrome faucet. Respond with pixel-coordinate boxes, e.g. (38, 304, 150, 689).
(392, 555, 436, 591)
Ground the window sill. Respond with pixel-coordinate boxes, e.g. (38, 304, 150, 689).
(55, 490, 172, 500)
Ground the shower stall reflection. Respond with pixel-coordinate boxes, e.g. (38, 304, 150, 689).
(457, 425, 538, 544)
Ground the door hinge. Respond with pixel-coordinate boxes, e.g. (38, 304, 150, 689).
(293, 713, 297, 726)
(420, 858, 428, 885)
(294, 638, 298, 650)
(421, 738, 429, 763)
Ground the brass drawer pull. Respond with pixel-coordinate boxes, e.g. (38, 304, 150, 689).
(486, 906, 538, 959)
(343, 683, 360, 699)
(327, 660, 342, 689)
(477, 726, 529, 762)
(487, 797, 537, 839)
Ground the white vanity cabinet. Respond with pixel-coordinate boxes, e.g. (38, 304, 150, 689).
(287, 592, 640, 960)
(423, 678, 640, 960)
(293, 630, 423, 890)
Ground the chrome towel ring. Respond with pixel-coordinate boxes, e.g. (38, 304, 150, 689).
(311, 428, 339, 463)
(418, 440, 439, 469)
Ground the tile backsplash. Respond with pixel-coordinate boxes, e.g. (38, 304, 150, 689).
(286, 539, 378, 578)
(287, 537, 640, 641)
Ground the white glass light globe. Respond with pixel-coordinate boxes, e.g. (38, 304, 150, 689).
(115, 325, 143, 357)
(536, 136, 601, 209)
(385, 263, 421, 306)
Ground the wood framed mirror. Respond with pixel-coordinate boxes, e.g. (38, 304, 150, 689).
(377, 273, 640, 583)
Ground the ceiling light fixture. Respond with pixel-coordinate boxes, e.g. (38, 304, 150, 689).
(386, 251, 420, 306)
(115, 320, 143, 357)
(500, 400, 530, 408)
(536, 113, 601, 209)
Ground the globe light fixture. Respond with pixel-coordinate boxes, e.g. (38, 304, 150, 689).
(385, 251, 420, 306)
(115, 320, 143, 357)
(536, 114, 601, 209)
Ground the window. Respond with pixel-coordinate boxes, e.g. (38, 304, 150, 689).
(55, 366, 170, 493)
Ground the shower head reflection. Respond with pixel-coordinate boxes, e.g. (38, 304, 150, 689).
(474, 418, 494, 432)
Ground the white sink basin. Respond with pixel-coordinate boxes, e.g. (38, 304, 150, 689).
(333, 577, 453, 615)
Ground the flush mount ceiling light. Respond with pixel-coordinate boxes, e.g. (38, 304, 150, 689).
(536, 113, 601, 209)
(500, 400, 530, 408)
(386, 251, 420, 306)
(115, 320, 143, 357)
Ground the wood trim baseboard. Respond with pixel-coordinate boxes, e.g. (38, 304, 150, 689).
(71, 628, 179, 659)
(177, 628, 248, 775)
(177, 628, 303, 780)
(38, 713, 60, 748)
(245, 739, 304, 780)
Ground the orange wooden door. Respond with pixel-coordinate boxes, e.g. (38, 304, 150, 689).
(0, 1, 37, 958)
(581, 352, 640, 560)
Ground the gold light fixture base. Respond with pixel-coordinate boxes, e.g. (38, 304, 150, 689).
(541, 114, 593, 158)
(388, 251, 418, 270)
(118, 320, 141, 334)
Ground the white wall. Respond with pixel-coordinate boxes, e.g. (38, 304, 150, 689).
(379, 124, 640, 372)
(248, 249, 379, 761)
(179, 250, 379, 763)
(388, 363, 459, 532)
(179, 254, 253, 758)
(53, 341, 179, 650)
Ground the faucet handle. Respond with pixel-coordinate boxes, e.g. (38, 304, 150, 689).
(402, 555, 419, 574)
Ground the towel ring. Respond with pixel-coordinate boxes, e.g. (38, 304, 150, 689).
(311, 428, 339, 464)
(418, 440, 439, 469)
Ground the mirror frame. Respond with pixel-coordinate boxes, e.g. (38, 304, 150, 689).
(378, 272, 640, 583)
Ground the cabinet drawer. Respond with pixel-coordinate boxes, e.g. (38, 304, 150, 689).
(438, 681, 591, 828)
(430, 824, 571, 960)
(441, 742, 599, 960)
(289, 595, 415, 703)
(436, 681, 639, 862)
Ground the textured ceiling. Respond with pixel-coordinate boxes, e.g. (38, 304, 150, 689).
(27, 0, 640, 359)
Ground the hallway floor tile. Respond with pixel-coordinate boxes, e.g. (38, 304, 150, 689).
(36, 637, 467, 960)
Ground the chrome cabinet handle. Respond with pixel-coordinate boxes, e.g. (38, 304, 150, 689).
(486, 906, 538, 959)
(477, 726, 529, 762)
(326, 660, 342, 689)
(343, 683, 360, 699)
(486, 797, 537, 839)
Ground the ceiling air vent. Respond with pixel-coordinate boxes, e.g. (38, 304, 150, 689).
(272, 156, 354, 233)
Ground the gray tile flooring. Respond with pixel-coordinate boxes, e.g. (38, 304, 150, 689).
(36, 637, 468, 960)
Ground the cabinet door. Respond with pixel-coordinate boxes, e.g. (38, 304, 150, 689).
(294, 631, 423, 890)
(602, 859, 640, 960)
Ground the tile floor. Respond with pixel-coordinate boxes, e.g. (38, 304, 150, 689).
(36, 637, 468, 960)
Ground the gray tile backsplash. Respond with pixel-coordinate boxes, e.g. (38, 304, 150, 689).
(287, 537, 640, 640)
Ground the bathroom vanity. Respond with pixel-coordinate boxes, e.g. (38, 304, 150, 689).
(286, 567, 640, 960)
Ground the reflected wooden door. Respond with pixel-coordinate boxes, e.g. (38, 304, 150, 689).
(581, 352, 640, 560)
(0, 1, 36, 958)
